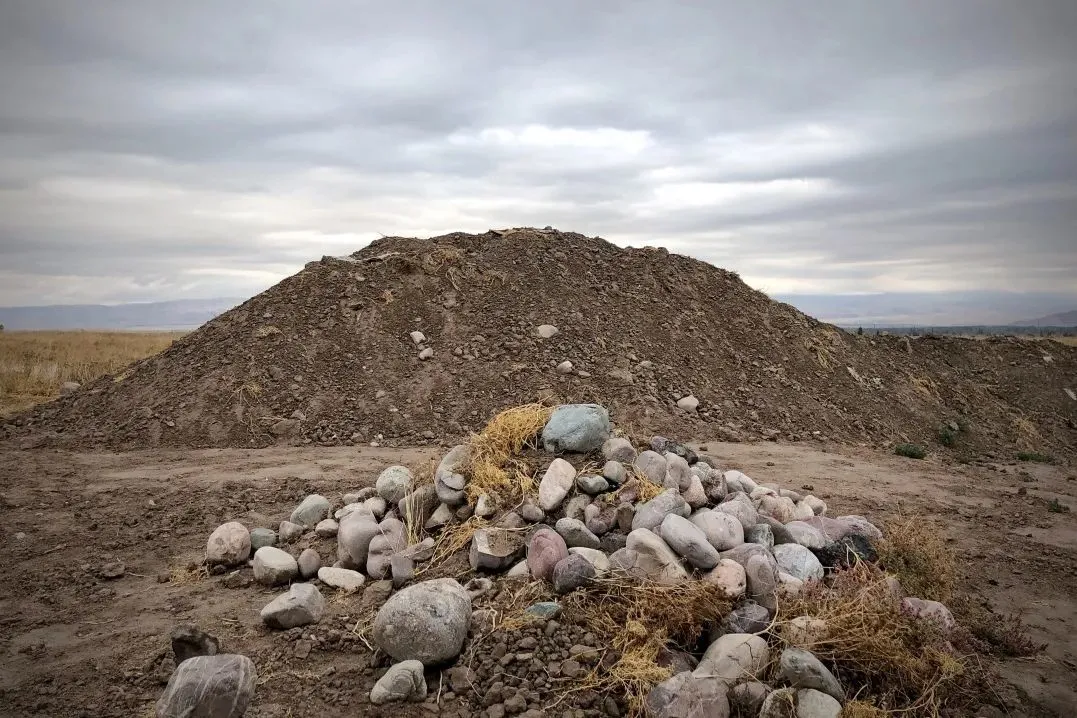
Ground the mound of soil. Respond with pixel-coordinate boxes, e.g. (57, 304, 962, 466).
(5, 228, 1075, 458)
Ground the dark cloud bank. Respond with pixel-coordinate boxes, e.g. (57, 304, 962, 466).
(1, 1, 1075, 324)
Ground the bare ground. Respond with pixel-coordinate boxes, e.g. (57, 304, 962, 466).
(1, 441, 1075, 717)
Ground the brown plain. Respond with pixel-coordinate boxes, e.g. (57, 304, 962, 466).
(0, 330, 185, 415)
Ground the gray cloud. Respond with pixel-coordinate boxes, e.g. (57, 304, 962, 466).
(1, 0, 1076, 322)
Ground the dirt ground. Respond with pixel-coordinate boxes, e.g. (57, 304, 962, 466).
(1, 441, 1075, 717)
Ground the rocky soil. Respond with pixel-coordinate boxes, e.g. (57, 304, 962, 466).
(2, 406, 1075, 717)
(4, 228, 1075, 460)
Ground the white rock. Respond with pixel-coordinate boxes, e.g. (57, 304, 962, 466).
(602, 437, 637, 463)
(409, 330, 426, 345)
(367, 518, 407, 579)
(260, 583, 325, 629)
(154, 654, 256, 718)
(317, 566, 365, 592)
(252, 546, 299, 586)
(663, 452, 692, 491)
(206, 522, 251, 566)
(626, 528, 690, 584)
(716, 494, 758, 530)
(376, 465, 413, 504)
(723, 470, 759, 494)
(632, 489, 687, 532)
(290, 494, 331, 528)
(690, 510, 745, 551)
(796, 688, 842, 718)
(778, 571, 805, 597)
(703, 559, 747, 599)
(634, 450, 668, 484)
(784, 521, 829, 549)
(538, 458, 576, 511)
(373, 578, 472, 665)
(337, 511, 381, 569)
(683, 475, 708, 509)
(773, 544, 824, 582)
(802, 496, 827, 516)
(315, 519, 338, 538)
(469, 528, 526, 572)
(370, 659, 427, 704)
(694, 633, 769, 683)
(676, 395, 699, 412)
(659, 514, 720, 569)
(568, 547, 611, 576)
(475, 493, 497, 518)
(556, 360, 574, 374)
(418, 347, 434, 360)
(758, 495, 797, 523)
(793, 501, 816, 521)
(536, 324, 560, 338)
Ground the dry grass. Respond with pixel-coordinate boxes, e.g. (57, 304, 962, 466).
(560, 577, 733, 715)
(463, 403, 554, 504)
(1049, 336, 1077, 347)
(774, 563, 975, 715)
(876, 516, 956, 602)
(0, 330, 184, 415)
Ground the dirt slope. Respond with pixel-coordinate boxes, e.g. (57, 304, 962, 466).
(4, 228, 1075, 458)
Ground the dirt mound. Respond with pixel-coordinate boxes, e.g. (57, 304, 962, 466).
(4, 227, 1076, 458)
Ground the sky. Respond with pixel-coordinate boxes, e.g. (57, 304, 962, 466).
(1, 1, 1075, 323)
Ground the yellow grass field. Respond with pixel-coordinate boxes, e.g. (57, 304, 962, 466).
(1052, 336, 1077, 347)
(0, 331, 184, 416)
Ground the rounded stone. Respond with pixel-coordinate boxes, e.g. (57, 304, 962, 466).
(373, 578, 472, 665)
(206, 522, 251, 566)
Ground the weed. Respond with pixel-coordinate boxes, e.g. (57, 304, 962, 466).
(1016, 451, 1054, 464)
(1047, 498, 1070, 513)
(894, 443, 927, 460)
(937, 426, 957, 447)
(949, 594, 1043, 658)
(876, 516, 955, 602)
(463, 403, 554, 504)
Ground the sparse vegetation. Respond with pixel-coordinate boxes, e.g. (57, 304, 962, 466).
(876, 516, 956, 602)
(1016, 451, 1055, 464)
(937, 425, 957, 447)
(1047, 498, 1070, 513)
(0, 330, 184, 415)
(895, 443, 928, 460)
(463, 402, 554, 504)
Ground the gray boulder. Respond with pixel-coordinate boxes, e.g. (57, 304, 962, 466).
(576, 474, 610, 495)
(602, 437, 637, 463)
(690, 510, 745, 551)
(659, 514, 720, 569)
(602, 460, 627, 485)
(796, 689, 842, 718)
(645, 671, 729, 718)
(634, 451, 668, 484)
(290, 494, 331, 528)
(337, 511, 381, 569)
(745, 523, 774, 550)
(248, 527, 277, 552)
(632, 489, 687, 532)
(376, 465, 414, 504)
(694, 632, 769, 684)
(314, 519, 338, 538)
(155, 654, 256, 718)
(317, 566, 365, 592)
(555, 517, 601, 550)
(773, 544, 825, 582)
(170, 624, 219, 665)
(626, 529, 689, 584)
(784, 521, 829, 549)
(542, 404, 611, 453)
(715, 494, 758, 530)
(552, 553, 596, 594)
(252, 546, 299, 586)
(538, 458, 576, 511)
(469, 528, 526, 572)
(297, 548, 321, 579)
(723, 600, 770, 634)
(370, 660, 427, 704)
(779, 648, 845, 703)
(367, 518, 408, 579)
(398, 484, 440, 526)
(278, 520, 304, 543)
(744, 554, 780, 612)
(434, 445, 470, 506)
(260, 583, 325, 629)
(373, 579, 472, 665)
(206, 522, 251, 566)
(663, 452, 692, 491)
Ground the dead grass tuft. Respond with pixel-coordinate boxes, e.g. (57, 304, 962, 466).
(839, 700, 888, 718)
(620, 468, 666, 503)
(423, 515, 489, 572)
(775, 563, 980, 715)
(560, 576, 732, 715)
(464, 403, 554, 504)
(169, 563, 209, 585)
(948, 594, 1044, 658)
(876, 517, 955, 602)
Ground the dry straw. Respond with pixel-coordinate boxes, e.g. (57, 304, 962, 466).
(463, 403, 554, 504)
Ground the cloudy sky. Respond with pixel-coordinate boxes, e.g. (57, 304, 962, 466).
(1, 1, 1075, 322)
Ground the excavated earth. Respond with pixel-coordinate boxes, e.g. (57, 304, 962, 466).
(3, 228, 1075, 460)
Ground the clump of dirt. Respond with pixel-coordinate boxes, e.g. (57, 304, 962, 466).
(4, 228, 1075, 458)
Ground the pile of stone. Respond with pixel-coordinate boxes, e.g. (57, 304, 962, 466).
(165, 403, 957, 718)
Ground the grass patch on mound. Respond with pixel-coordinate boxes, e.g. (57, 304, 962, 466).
(876, 516, 955, 602)
(894, 443, 927, 459)
(775, 564, 978, 716)
(1016, 450, 1054, 464)
(464, 403, 554, 505)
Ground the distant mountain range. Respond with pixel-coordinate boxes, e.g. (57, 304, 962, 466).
(1, 293, 1074, 331)
(1011, 310, 1077, 327)
(0, 298, 242, 330)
